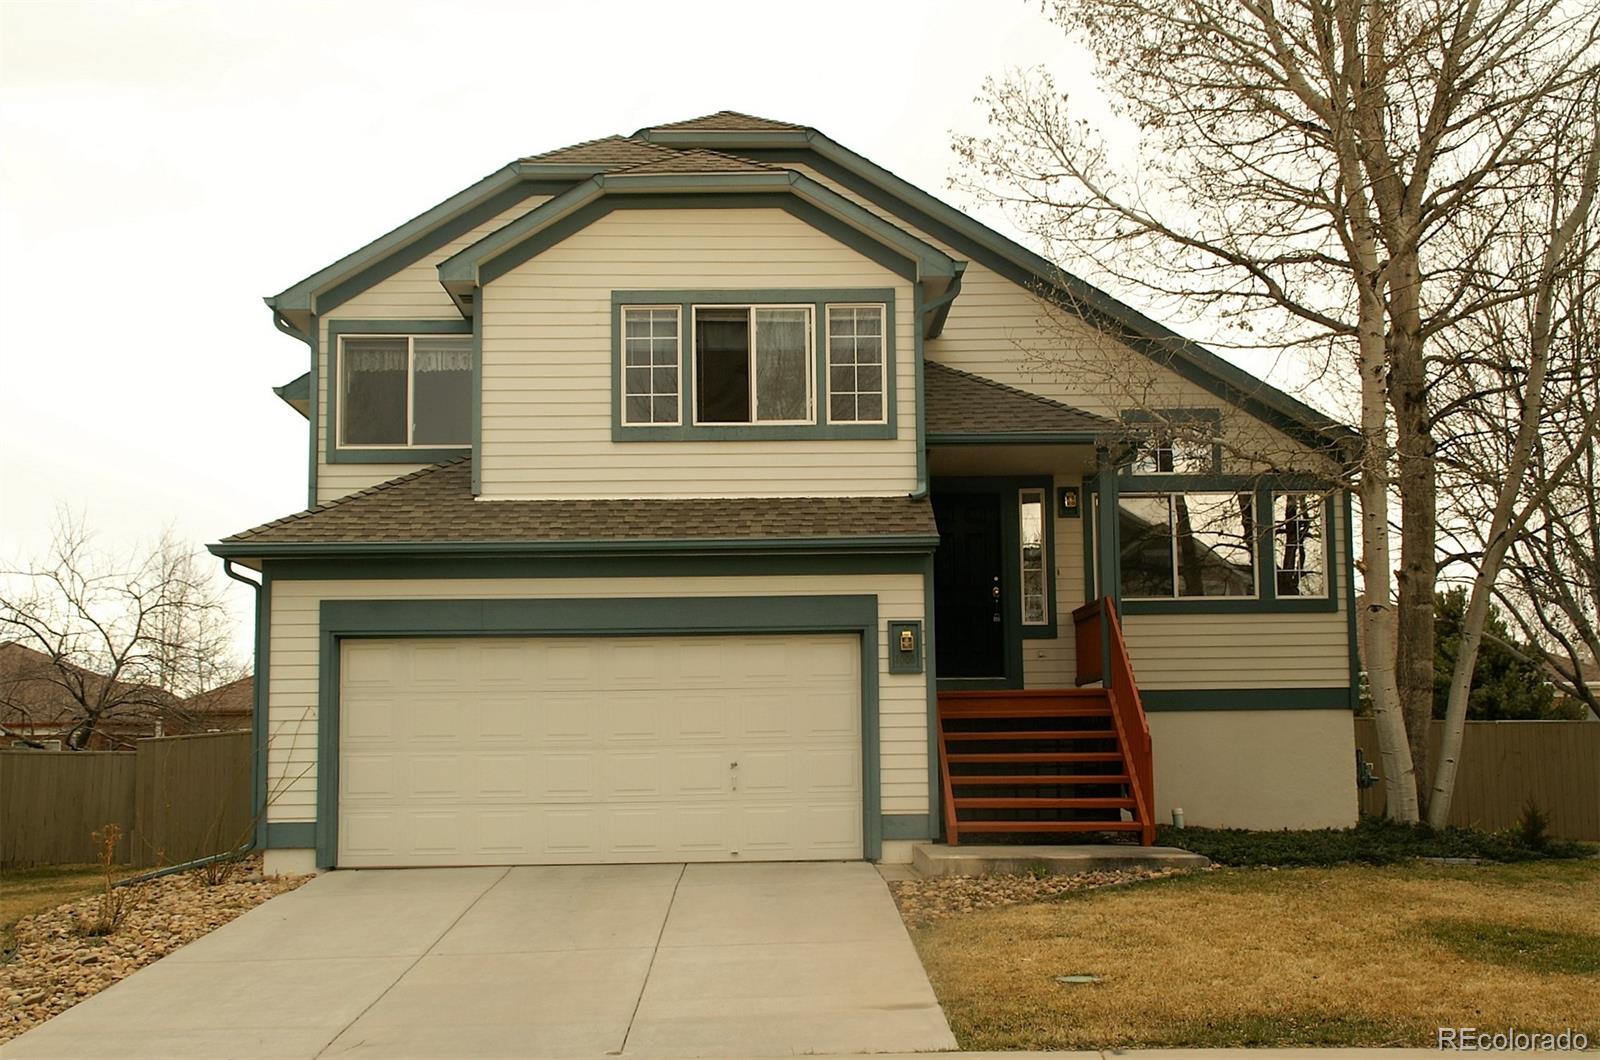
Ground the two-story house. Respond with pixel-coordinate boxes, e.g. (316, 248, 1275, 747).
(214, 112, 1361, 875)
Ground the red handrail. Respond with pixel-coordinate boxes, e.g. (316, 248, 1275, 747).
(1072, 597, 1155, 845)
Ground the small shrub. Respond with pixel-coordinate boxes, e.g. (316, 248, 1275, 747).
(1516, 797, 1550, 852)
(1025, 860, 1052, 880)
(198, 850, 244, 888)
(78, 824, 135, 937)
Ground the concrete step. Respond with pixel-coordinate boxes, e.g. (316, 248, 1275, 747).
(912, 842, 1211, 877)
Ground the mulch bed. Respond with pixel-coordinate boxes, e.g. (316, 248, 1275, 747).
(0, 857, 308, 1044)
(889, 866, 1195, 925)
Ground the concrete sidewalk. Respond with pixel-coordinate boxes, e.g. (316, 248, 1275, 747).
(1, 862, 956, 1059)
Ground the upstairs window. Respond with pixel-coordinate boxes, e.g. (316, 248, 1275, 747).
(826, 305, 887, 423)
(621, 307, 681, 426)
(1273, 493, 1328, 597)
(1120, 492, 1256, 598)
(338, 335, 471, 448)
(1123, 409, 1222, 474)
(693, 305, 813, 424)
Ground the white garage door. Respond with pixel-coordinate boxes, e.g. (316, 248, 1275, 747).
(337, 633, 863, 867)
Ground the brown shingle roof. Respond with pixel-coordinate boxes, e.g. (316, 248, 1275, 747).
(924, 361, 1118, 438)
(520, 135, 676, 166)
(612, 148, 779, 176)
(644, 111, 807, 133)
(218, 460, 937, 549)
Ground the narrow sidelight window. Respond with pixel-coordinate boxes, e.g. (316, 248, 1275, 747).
(1019, 489, 1049, 624)
(339, 335, 471, 448)
(1274, 493, 1328, 597)
(693, 305, 813, 425)
(621, 306, 681, 425)
(826, 304, 886, 423)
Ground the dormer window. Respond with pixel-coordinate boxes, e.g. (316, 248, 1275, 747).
(338, 335, 471, 448)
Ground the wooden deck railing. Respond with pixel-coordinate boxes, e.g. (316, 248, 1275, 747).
(1071, 598, 1156, 844)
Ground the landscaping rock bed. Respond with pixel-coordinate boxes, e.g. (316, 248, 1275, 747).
(0, 857, 308, 1044)
(890, 865, 1194, 925)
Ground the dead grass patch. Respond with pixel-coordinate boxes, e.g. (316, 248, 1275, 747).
(908, 859, 1600, 1049)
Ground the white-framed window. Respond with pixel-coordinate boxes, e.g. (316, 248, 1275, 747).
(1019, 488, 1049, 625)
(337, 335, 472, 448)
(692, 305, 814, 425)
(1119, 492, 1257, 599)
(1131, 430, 1216, 475)
(621, 306, 681, 426)
(826, 304, 886, 423)
(1273, 493, 1328, 598)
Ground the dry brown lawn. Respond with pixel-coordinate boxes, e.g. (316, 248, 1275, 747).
(909, 859, 1600, 1049)
(0, 865, 132, 953)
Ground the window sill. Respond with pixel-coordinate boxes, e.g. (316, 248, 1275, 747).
(327, 446, 470, 464)
(611, 423, 896, 442)
(1121, 596, 1338, 616)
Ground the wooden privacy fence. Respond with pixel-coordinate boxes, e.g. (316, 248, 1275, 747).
(1353, 718, 1600, 840)
(0, 731, 251, 868)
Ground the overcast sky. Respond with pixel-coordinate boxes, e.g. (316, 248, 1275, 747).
(0, 0, 1235, 660)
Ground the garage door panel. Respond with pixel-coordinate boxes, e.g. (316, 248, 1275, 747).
(338, 633, 863, 867)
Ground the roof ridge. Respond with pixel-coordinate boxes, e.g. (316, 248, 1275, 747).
(637, 110, 809, 134)
(222, 457, 469, 542)
(924, 359, 1113, 424)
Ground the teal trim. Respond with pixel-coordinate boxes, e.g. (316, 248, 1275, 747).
(922, 263, 964, 340)
(609, 289, 897, 442)
(307, 314, 319, 509)
(266, 171, 572, 318)
(921, 554, 942, 840)
(314, 595, 883, 867)
(322, 319, 473, 466)
(1095, 457, 1122, 610)
(1141, 687, 1353, 711)
(930, 476, 1056, 690)
(926, 432, 1099, 446)
(262, 552, 929, 582)
(880, 813, 934, 841)
(265, 822, 315, 849)
(1343, 490, 1361, 710)
(719, 141, 1358, 457)
(470, 295, 483, 495)
(214, 535, 939, 563)
(887, 620, 924, 674)
(437, 172, 958, 296)
(274, 372, 310, 418)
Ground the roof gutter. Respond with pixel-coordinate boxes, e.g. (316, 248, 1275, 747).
(207, 534, 942, 562)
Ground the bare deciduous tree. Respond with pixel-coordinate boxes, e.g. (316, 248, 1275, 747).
(956, 0, 1600, 821)
(0, 514, 244, 750)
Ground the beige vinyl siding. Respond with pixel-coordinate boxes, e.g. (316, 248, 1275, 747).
(264, 574, 929, 826)
(312, 197, 552, 505)
(1121, 501, 1352, 690)
(477, 208, 917, 499)
(788, 164, 1326, 475)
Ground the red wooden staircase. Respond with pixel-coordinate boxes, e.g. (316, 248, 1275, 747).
(937, 598, 1156, 845)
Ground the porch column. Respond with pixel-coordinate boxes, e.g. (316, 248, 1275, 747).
(1095, 448, 1121, 612)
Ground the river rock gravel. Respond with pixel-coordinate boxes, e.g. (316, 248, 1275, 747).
(0, 858, 307, 1044)
(889, 865, 1193, 925)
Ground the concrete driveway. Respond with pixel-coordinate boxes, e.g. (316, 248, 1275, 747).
(2, 862, 956, 1059)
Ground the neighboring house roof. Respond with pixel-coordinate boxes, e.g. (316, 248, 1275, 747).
(924, 361, 1119, 442)
(0, 641, 169, 735)
(263, 110, 1357, 452)
(213, 459, 939, 557)
(182, 676, 253, 721)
